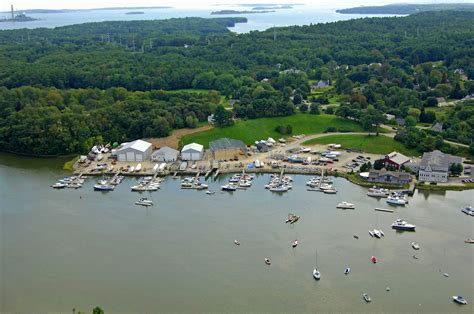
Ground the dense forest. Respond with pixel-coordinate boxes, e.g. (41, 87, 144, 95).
(0, 11, 473, 155)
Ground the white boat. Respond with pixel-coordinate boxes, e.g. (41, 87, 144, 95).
(265, 258, 271, 265)
(337, 202, 355, 209)
(135, 198, 153, 206)
(363, 293, 372, 303)
(319, 184, 333, 191)
(94, 184, 115, 191)
(370, 229, 383, 239)
(130, 166, 135, 172)
(411, 242, 420, 250)
(221, 184, 237, 191)
(391, 219, 416, 231)
(344, 267, 350, 275)
(51, 182, 68, 189)
(386, 197, 407, 206)
(323, 188, 337, 194)
(292, 240, 298, 248)
(269, 185, 289, 193)
(135, 163, 142, 172)
(313, 250, 321, 280)
(367, 187, 390, 198)
(453, 296, 467, 305)
(234, 240, 240, 246)
(461, 206, 474, 216)
(206, 190, 215, 195)
(239, 180, 252, 187)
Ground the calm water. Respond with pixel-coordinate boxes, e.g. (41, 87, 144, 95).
(0, 152, 472, 312)
(0, 5, 401, 33)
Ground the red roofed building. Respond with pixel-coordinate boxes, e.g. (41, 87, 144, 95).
(383, 151, 411, 170)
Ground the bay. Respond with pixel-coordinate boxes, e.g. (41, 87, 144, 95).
(0, 153, 472, 312)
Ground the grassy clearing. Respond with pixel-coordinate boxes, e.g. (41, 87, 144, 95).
(303, 134, 420, 156)
(63, 155, 79, 171)
(181, 114, 363, 148)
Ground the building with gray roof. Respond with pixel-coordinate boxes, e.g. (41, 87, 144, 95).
(209, 138, 247, 160)
(418, 150, 462, 183)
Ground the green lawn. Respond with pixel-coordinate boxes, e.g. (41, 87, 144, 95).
(181, 114, 363, 148)
(303, 134, 420, 156)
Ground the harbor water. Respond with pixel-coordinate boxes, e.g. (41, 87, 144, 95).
(0, 153, 472, 312)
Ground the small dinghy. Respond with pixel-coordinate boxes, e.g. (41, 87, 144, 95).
(265, 258, 271, 265)
(411, 242, 420, 250)
(135, 198, 153, 206)
(443, 273, 449, 277)
(313, 268, 321, 280)
(292, 240, 298, 248)
(353, 235, 359, 239)
(344, 267, 350, 275)
(234, 240, 240, 246)
(371, 256, 377, 264)
(363, 293, 372, 303)
(453, 295, 467, 305)
(413, 255, 419, 260)
(206, 190, 215, 195)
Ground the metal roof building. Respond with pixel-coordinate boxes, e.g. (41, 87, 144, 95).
(117, 139, 152, 162)
(209, 138, 247, 160)
(181, 143, 204, 161)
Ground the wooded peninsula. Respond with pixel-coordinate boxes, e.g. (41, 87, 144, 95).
(0, 12, 472, 156)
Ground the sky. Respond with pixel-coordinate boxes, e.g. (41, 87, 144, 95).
(6, 0, 473, 10)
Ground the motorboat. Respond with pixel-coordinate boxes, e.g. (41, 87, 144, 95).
(206, 190, 215, 195)
(313, 268, 321, 280)
(344, 267, 350, 275)
(391, 219, 416, 231)
(371, 256, 377, 264)
(337, 202, 355, 209)
(363, 293, 372, 303)
(292, 240, 298, 248)
(51, 182, 68, 189)
(367, 187, 390, 198)
(319, 184, 334, 191)
(465, 239, 474, 244)
(461, 206, 474, 216)
(323, 188, 337, 194)
(221, 184, 237, 191)
(411, 242, 420, 250)
(453, 296, 467, 305)
(269, 185, 289, 193)
(131, 185, 147, 192)
(285, 214, 300, 224)
(135, 198, 153, 206)
(234, 240, 240, 246)
(94, 183, 115, 191)
(265, 258, 271, 265)
(239, 180, 252, 188)
(386, 196, 407, 206)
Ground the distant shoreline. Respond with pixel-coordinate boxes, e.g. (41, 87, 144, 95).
(212, 10, 275, 15)
(337, 3, 474, 15)
(0, 6, 172, 14)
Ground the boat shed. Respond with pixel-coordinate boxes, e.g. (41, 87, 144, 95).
(209, 138, 247, 160)
(181, 143, 204, 161)
(117, 140, 152, 162)
(151, 146, 179, 162)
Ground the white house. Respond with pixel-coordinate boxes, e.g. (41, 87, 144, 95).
(181, 143, 204, 161)
(117, 140, 152, 162)
(151, 146, 179, 162)
(418, 150, 462, 183)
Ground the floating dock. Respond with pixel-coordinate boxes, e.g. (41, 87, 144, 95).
(374, 207, 394, 213)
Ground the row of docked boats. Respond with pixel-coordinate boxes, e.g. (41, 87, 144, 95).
(51, 176, 86, 189)
(131, 176, 162, 192)
(264, 174, 293, 193)
(221, 173, 255, 191)
(181, 177, 208, 190)
(367, 187, 409, 206)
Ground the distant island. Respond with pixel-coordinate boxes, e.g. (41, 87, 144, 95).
(337, 3, 474, 15)
(211, 10, 275, 15)
(252, 5, 293, 10)
(0, 6, 172, 14)
(126, 12, 145, 15)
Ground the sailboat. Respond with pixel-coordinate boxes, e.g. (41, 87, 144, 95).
(313, 250, 321, 280)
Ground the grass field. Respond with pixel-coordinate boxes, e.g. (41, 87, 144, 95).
(181, 114, 363, 148)
(303, 134, 420, 156)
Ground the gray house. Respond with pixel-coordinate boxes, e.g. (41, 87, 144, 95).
(151, 146, 179, 162)
(367, 170, 411, 184)
(117, 140, 152, 162)
(418, 150, 462, 183)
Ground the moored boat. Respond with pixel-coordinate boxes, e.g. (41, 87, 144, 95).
(135, 198, 153, 206)
(344, 267, 350, 275)
(51, 182, 68, 189)
(292, 240, 298, 248)
(391, 219, 416, 231)
(371, 256, 377, 263)
(461, 206, 474, 216)
(411, 242, 420, 250)
(221, 184, 237, 191)
(453, 295, 467, 305)
(337, 201, 355, 209)
(265, 258, 271, 265)
(94, 183, 115, 191)
(313, 268, 321, 280)
(386, 196, 407, 206)
(363, 293, 372, 303)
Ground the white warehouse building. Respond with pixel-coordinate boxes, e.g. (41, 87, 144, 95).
(181, 143, 204, 161)
(151, 146, 179, 162)
(117, 139, 152, 162)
